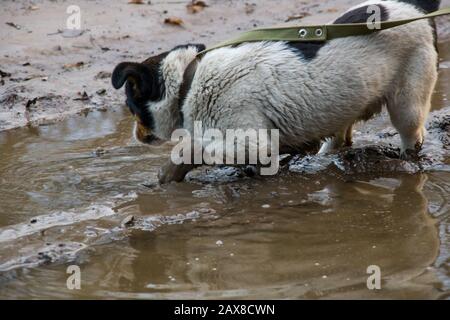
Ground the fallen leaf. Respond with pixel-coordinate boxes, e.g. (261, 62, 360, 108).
(245, 3, 256, 15)
(187, 1, 208, 14)
(327, 8, 339, 13)
(128, 0, 144, 4)
(63, 61, 85, 69)
(74, 91, 90, 101)
(95, 71, 112, 80)
(164, 17, 184, 26)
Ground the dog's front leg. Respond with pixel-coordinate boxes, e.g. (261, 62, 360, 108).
(158, 160, 197, 184)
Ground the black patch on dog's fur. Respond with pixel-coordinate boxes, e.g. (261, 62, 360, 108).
(173, 43, 206, 53)
(288, 4, 389, 61)
(287, 42, 327, 61)
(334, 4, 389, 24)
(388, 0, 440, 13)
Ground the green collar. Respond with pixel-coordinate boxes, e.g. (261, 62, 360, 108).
(199, 7, 450, 55)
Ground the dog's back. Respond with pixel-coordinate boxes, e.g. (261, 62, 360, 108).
(185, 0, 439, 154)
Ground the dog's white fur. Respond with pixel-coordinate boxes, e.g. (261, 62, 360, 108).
(148, 0, 438, 159)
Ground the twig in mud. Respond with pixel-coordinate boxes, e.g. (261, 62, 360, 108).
(72, 45, 93, 50)
(47, 29, 86, 38)
(285, 12, 311, 22)
(25, 98, 37, 124)
(10, 75, 47, 82)
(5, 22, 22, 30)
(47, 30, 62, 36)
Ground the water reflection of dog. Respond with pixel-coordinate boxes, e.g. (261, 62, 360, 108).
(115, 173, 439, 298)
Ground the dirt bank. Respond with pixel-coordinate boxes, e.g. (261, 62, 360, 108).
(1, 0, 450, 131)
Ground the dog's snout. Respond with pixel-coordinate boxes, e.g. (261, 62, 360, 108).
(141, 134, 162, 145)
(135, 121, 162, 145)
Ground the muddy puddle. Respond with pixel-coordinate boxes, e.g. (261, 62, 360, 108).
(0, 42, 449, 299)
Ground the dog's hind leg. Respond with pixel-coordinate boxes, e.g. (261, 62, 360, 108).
(318, 124, 353, 155)
(344, 125, 353, 147)
(387, 97, 429, 157)
(386, 48, 437, 156)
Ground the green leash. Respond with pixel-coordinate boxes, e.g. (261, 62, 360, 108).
(199, 7, 450, 55)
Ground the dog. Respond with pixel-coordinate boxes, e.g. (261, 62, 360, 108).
(112, 0, 440, 183)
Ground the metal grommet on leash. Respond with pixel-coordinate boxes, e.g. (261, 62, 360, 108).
(315, 28, 323, 37)
(298, 28, 308, 38)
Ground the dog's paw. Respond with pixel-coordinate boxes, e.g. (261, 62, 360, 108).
(158, 163, 179, 184)
(158, 162, 194, 184)
(399, 149, 420, 161)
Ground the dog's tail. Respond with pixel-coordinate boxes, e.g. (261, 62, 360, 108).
(395, 0, 441, 13)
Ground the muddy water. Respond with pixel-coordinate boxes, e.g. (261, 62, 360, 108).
(0, 43, 449, 299)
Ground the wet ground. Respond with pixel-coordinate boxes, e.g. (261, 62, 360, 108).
(1, 0, 450, 131)
(0, 0, 450, 299)
(0, 41, 448, 299)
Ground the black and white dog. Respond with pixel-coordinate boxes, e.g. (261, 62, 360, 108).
(112, 0, 441, 183)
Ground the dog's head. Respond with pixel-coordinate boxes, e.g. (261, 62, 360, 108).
(112, 43, 205, 144)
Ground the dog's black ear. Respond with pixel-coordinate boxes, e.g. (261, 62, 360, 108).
(112, 61, 162, 127)
(172, 43, 206, 53)
(193, 44, 206, 52)
(111, 62, 158, 100)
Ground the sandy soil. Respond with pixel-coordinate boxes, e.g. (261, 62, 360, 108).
(1, 0, 450, 131)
